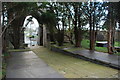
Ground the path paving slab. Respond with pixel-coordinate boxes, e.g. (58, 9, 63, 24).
(51, 46, 120, 70)
(71, 50, 120, 69)
(6, 51, 64, 78)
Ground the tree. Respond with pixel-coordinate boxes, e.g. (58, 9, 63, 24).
(82, 1, 108, 50)
(107, 2, 119, 54)
(3, 2, 39, 49)
(39, 2, 68, 46)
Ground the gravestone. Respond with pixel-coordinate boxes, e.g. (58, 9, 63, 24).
(96, 41, 108, 47)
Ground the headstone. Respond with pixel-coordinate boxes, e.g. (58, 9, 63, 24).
(96, 41, 108, 47)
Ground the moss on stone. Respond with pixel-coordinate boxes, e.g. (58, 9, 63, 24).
(8, 49, 30, 52)
(31, 46, 118, 78)
(64, 47, 84, 52)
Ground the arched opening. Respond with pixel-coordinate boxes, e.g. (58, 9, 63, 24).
(23, 15, 40, 47)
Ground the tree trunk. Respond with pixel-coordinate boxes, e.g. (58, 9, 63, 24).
(56, 30, 64, 46)
(91, 12, 96, 51)
(2, 28, 7, 53)
(68, 16, 74, 44)
(112, 20, 116, 47)
(74, 5, 81, 47)
(74, 27, 81, 47)
(107, 3, 114, 54)
(89, 13, 93, 50)
(89, 5, 96, 51)
(10, 16, 25, 49)
(12, 25, 20, 49)
(40, 26, 43, 46)
(107, 19, 115, 54)
(77, 11, 82, 47)
(2, 3, 7, 53)
(108, 26, 113, 54)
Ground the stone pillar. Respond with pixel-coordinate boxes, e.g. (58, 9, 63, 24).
(43, 25, 47, 47)
(37, 26, 41, 45)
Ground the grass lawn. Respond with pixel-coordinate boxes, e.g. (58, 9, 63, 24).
(81, 39, 90, 49)
(1, 52, 11, 79)
(0, 63, 6, 79)
(115, 41, 120, 47)
(95, 47, 108, 53)
(81, 39, 108, 53)
(82, 39, 120, 53)
(1, 62, 7, 79)
(115, 52, 120, 55)
(52, 43, 74, 49)
(31, 46, 118, 78)
(64, 47, 84, 52)
(53, 39, 120, 54)
(52, 44, 84, 52)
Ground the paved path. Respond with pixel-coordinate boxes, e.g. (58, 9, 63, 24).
(71, 49, 120, 69)
(52, 46, 120, 70)
(32, 46, 119, 78)
(6, 51, 64, 78)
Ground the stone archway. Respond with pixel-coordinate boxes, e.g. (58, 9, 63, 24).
(23, 15, 40, 47)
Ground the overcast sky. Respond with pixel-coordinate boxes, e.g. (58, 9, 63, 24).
(23, 15, 39, 30)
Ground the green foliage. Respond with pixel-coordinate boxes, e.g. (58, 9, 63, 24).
(115, 52, 120, 55)
(6, 2, 38, 17)
(53, 39, 120, 54)
(3, 52, 10, 58)
(81, 39, 90, 49)
(52, 43, 73, 49)
(41, 12, 56, 27)
(65, 47, 84, 52)
(2, 62, 7, 79)
(55, 30, 64, 46)
(95, 47, 108, 53)
(81, 39, 108, 52)
(115, 41, 120, 47)
(81, 39, 120, 54)
(3, 2, 39, 49)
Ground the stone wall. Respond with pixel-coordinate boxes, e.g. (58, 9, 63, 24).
(96, 31, 107, 41)
(96, 31, 120, 41)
